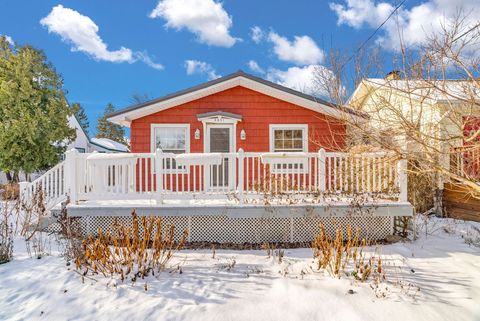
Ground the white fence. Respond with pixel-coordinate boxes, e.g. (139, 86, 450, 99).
(20, 148, 408, 209)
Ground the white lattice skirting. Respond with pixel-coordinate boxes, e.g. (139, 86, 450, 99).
(48, 215, 395, 243)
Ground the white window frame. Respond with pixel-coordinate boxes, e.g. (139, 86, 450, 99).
(151, 124, 190, 173)
(205, 123, 235, 153)
(269, 124, 308, 152)
(269, 124, 309, 174)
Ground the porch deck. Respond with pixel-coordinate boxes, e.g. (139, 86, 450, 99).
(21, 149, 412, 242)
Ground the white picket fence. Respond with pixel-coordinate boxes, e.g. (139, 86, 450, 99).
(20, 148, 408, 209)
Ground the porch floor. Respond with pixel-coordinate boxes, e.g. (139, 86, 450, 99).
(63, 198, 413, 218)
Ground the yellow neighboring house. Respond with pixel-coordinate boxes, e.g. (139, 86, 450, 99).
(348, 73, 480, 189)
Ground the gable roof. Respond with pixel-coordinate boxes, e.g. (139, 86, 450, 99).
(107, 70, 363, 127)
(90, 137, 129, 152)
(350, 78, 480, 108)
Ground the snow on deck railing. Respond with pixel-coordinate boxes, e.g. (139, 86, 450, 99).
(55, 148, 408, 204)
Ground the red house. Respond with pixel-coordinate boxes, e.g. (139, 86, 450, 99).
(21, 71, 412, 243)
(108, 70, 352, 156)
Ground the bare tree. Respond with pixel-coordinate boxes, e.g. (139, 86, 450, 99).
(315, 13, 480, 212)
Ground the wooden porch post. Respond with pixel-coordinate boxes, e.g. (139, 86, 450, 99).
(65, 148, 78, 204)
(318, 148, 326, 192)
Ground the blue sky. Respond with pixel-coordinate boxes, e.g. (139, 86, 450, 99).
(0, 0, 478, 135)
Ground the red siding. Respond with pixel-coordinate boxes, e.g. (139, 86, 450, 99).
(131, 86, 346, 153)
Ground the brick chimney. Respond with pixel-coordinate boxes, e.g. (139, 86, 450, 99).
(385, 70, 401, 80)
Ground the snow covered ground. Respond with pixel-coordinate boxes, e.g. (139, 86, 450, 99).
(1, 217, 480, 321)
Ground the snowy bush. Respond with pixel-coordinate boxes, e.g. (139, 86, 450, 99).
(78, 211, 188, 282)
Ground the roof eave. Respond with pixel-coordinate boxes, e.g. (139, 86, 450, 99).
(107, 71, 362, 126)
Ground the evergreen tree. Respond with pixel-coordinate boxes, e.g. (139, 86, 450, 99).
(0, 37, 75, 180)
(71, 102, 89, 133)
(96, 103, 126, 145)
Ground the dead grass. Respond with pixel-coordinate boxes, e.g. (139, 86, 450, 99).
(78, 210, 188, 282)
(312, 224, 385, 283)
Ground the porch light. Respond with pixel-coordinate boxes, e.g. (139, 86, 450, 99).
(240, 129, 246, 140)
(194, 128, 201, 139)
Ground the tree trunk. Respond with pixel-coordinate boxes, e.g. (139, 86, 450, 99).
(5, 171, 12, 183)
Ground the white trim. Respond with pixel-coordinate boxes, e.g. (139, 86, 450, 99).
(205, 123, 235, 153)
(205, 124, 236, 190)
(150, 124, 191, 153)
(269, 124, 308, 152)
(108, 76, 361, 127)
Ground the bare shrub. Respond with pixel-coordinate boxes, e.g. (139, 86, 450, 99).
(56, 203, 84, 263)
(18, 189, 50, 258)
(78, 210, 188, 282)
(0, 183, 19, 201)
(0, 202, 13, 264)
(312, 224, 384, 283)
(407, 161, 435, 213)
(18, 189, 46, 239)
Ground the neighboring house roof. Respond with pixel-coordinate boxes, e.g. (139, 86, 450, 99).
(351, 78, 480, 107)
(107, 70, 363, 127)
(90, 137, 129, 152)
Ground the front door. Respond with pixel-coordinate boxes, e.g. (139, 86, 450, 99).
(206, 124, 234, 189)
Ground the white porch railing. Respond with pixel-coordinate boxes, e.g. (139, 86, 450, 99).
(19, 160, 67, 209)
(19, 148, 408, 208)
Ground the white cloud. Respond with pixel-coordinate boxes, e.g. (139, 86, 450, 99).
(1, 35, 14, 45)
(250, 26, 264, 43)
(268, 32, 325, 65)
(329, 0, 480, 54)
(329, 0, 394, 29)
(267, 65, 340, 99)
(40, 5, 133, 63)
(150, 0, 238, 47)
(135, 52, 164, 70)
(267, 66, 314, 93)
(247, 60, 265, 74)
(184, 60, 220, 80)
(40, 5, 163, 70)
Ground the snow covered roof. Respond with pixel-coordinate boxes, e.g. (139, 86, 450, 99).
(361, 78, 480, 103)
(90, 138, 129, 152)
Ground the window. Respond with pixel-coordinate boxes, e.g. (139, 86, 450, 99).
(269, 124, 308, 173)
(153, 126, 188, 153)
(151, 124, 190, 171)
(270, 125, 308, 152)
